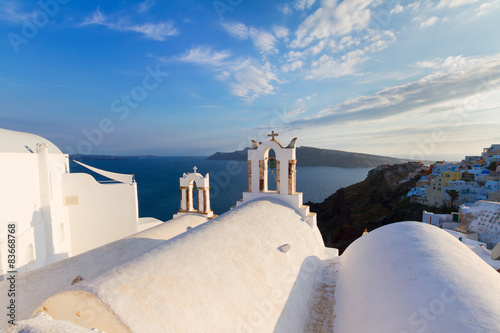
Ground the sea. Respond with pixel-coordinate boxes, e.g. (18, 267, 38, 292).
(70, 157, 372, 222)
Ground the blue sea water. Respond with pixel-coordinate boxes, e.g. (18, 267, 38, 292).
(70, 157, 372, 221)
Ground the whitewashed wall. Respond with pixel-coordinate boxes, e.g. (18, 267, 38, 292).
(61, 173, 139, 256)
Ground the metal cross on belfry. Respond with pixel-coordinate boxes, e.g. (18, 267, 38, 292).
(193, 166, 198, 173)
(268, 130, 279, 140)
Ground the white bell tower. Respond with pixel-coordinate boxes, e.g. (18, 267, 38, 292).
(235, 132, 316, 227)
(174, 167, 216, 219)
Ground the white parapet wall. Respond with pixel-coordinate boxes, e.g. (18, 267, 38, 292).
(61, 173, 140, 256)
(0, 147, 70, 277)
(26, 199, 328, 332)
(0, 128, 162, 280)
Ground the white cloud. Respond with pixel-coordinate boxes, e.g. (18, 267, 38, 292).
(273, 26, 289, 39)
(414, 55, 487, 71)
(222, 22, 278, 54)
(287, 50, 305, 59)
(418, 16, 439, 28)
(137, 0, 155, 13)
(221, 22, 249, 40)
(390, 4, 404, 14)
(307, 51, 368, 79)
(476, 0, 500, 15)
(231, 63, 277, 101)
(81, 8, 178, 41)
(291, 0, 373, 48)
(0, 1, 33, 24)
(436, 0, 479, 9)
(309, 40, 327, 55)
(82, 8, 106, 25)
(289, 54, 500, 129)
(278, 3, 293, 15)
(129, 22, 178, 40)
(294, 0, 317, 10)
(176, 46, 232, 67)
(303, 29, 395, 79)
(249, 27, 278, 54)
(215, 71, 231, 81)
(406, 1, 423, 12)
(176, 46, 277, 101)
(282, 60, 304, 72)
(364, 29, 396, 52)
(278, 0, 316, 13)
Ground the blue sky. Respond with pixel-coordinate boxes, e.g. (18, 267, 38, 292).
(1, 0, 499, 158)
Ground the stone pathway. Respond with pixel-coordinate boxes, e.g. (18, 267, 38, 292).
(303, 258, 339, 333)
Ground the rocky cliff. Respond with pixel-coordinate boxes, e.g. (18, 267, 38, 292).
(309, 162, 452, 253)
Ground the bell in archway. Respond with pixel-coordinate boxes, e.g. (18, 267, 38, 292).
(268, 157, 276, 169)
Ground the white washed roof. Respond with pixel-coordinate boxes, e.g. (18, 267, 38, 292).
(458, 200, 500, 246)
(334, 222, 500, 333)
(0, 128, 62, 154)
(21, 200, 326, 332)
(0, 214, 209, 323)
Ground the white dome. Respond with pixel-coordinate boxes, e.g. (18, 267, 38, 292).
(334, 222, 500, 333)
(0, 128, 63, 154)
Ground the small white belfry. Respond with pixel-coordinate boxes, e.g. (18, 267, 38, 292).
(236, 131, 317, 227)
(174, 167, 215, 219)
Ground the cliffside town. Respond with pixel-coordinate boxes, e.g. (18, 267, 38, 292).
(311, 145, 500, 254)
(407, 144, 500, 207)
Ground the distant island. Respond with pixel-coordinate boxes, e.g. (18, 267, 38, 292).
(207, 146, 409, 168)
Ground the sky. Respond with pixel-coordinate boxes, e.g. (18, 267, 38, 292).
(0, 0, 499, 159)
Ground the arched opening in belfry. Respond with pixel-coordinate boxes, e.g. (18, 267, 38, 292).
(190, 180, 199, 211)
(265, 148, 278, 192)
(27, 243, 35, 263)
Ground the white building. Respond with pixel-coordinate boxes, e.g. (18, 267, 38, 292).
(3, 220, 499, 333)
(406, 186, 426, 198)
(0, 129, 161, 279)
(431, 162, 457, 174)
(482, 144, 500, 157)
(485, 154, 500, 166)
(457, 200, 500, 247)
(2, 132, 500, 332)
(444, 180, 488, 205)
(485, 180, 500, 192)
(477, 169, 492, 182)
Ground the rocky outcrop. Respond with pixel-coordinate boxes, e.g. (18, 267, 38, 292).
(309, 162, 451, 253)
